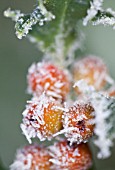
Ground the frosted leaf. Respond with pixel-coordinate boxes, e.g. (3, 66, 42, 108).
(4, 1, 55, 39)
(83, 0, 115, 29)
(76, 80, 115, 159)
(92, 8, 115, 28)
(83, 0, 103, 26)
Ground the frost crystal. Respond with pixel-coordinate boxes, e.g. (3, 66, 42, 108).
(75, 80, 115, 159)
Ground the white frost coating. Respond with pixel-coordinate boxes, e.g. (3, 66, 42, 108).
(92, 16, 115, 28)
(106, 8, 115, 17)
(83, 0, 115, 28)
(91, 93, 113, 159)
(76, 80, 115, 159)
(27, 61, 70, 99)
(38, 0, 55, 20)
(83, 0, 103, 26)
(49, 141, 80, 170)
(16, 3, 55, 39)
(10, 152, 32, 170)
(4, 8, 24, 21)
(4, 1, 55, 39)
(20, 92, 54, 143)
(10, 144, 50, 170)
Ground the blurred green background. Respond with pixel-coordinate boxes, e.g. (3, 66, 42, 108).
(0, 0, 115, 169)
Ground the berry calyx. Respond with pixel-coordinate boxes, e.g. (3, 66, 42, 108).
(73, 56, 108, 91)
(62, 102, 95, 144)
(21, 93, 63, 143)
(49, 140, 92, 170)
(27, 62, 70, 100)
(10, 144, 52, 170)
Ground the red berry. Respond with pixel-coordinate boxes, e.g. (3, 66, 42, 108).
(73, 56, 108, 91)
(21, 93, 63, 143)
(10, 144, 52, 170)
(27, 62, 70, 100)
(49, 140, 92, 170)
(62, 102, 95, 144)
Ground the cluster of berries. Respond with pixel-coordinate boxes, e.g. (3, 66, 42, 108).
(11, 56, 114, 170)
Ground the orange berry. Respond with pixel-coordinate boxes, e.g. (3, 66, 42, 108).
(10, 144, 52, 170)
(21, 93, 63, 143)
(62, 102, 95, 144)
(49, 140, 92, 170)
(27, 62, 70, 100)
(73, 56, 108, 91)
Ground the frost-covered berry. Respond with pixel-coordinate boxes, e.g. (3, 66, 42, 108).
(62, 102, 95, 145)
(20, 93, 63, 143)
(49, 140, 92, 170)
(10, 144, 52, 170)
(27, 62, 70, 100)
(73, 56, 108, 91)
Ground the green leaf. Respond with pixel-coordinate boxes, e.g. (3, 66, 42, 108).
(29, 0, 90, 55)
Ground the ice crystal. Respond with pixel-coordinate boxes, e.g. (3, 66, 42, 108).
(75, 80, 115, 159)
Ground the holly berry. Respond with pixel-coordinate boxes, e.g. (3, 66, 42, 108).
(73, 56, 108, 91)
(49, 140, 92, 170)
(62, 102, 95, 144)
(10, 144, 52, 170)
(27, 62, 70, 100)
(21, 93, 63, 143)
